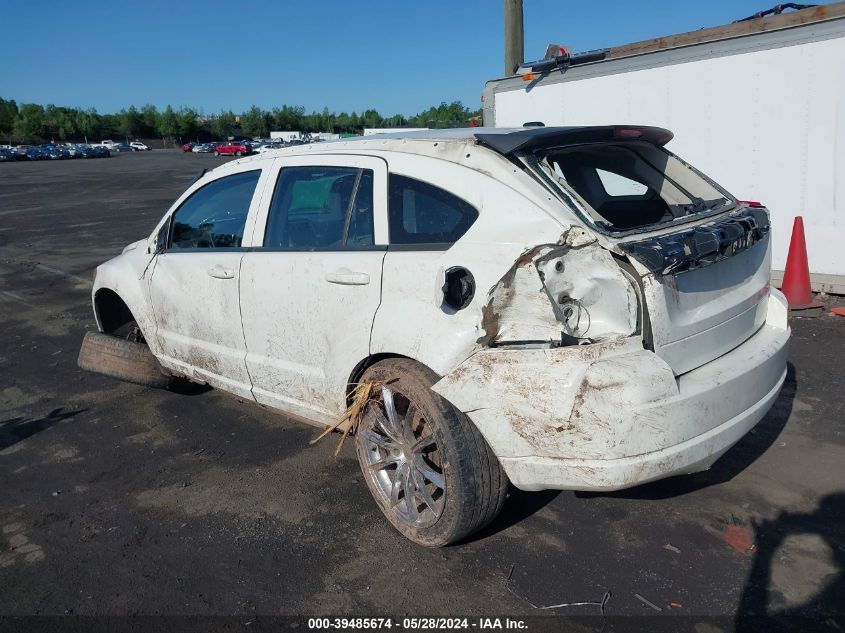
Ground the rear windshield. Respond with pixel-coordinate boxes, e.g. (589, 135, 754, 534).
(539, 142, 735, 233)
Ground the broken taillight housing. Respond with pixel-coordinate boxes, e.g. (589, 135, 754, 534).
(482, 236, 640, 348)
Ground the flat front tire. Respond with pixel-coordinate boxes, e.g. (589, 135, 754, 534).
(354, 359, 508, 547)
(77, 331, 170, 388)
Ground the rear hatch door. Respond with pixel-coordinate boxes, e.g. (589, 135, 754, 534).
(476, 126, 773, 375)
(619, 209, 771, 375)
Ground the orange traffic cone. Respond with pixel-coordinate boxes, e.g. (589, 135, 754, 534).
(780, 216, 823, 314)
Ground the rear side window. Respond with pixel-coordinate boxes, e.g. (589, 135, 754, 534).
(169, 170, 260, 249)
(264, 166, 374, 249)
(388, 175, 478, 246)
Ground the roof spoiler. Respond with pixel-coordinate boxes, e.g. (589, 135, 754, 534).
(474, 126, 674, 155)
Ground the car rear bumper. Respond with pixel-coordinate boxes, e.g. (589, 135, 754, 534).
(500, 363, 785, 491)
(432, 289, 790, 492)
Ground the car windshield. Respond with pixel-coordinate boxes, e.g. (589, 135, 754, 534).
(538, 141, 734, 233)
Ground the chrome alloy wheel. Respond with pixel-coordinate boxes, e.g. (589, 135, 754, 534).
(360, 386, 446, 528)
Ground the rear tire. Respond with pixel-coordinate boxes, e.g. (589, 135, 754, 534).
(214, 150, 220, 156)
(235, 150, 242, 156)
(77, 331, 170, 388)
(354, 359, 508, 547)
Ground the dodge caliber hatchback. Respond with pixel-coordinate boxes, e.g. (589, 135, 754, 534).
(78, 126, 789, 546)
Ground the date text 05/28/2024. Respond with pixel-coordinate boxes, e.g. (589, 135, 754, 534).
(307, 618, 528, 630)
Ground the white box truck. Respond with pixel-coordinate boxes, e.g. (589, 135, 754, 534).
(483, 2, 845, 293)
(270, 131, 302, 142)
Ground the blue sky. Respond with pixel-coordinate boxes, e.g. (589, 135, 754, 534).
(0, 0, 805, 115)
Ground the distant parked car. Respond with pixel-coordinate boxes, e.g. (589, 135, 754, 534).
(182, 143, 195, 152)
(4, 148, 27, 161)
(191, 143, 215, 153)
(75, 145, 95, 158)
(214, 142, 252, 156)
(256, 143, 283, 154)
(110, 144, 133, 153)
(92, 145, 111, 158)
(130, 141, 151, 151)
(25, 147, 49, 160)
(46, 146, 71, 159)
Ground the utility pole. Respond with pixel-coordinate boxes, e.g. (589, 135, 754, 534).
(504, 0, 524, 76)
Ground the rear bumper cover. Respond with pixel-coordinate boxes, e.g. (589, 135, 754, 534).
(432, 289, 790, 492)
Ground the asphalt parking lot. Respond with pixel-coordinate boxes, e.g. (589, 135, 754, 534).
(1, 151, 844, 630)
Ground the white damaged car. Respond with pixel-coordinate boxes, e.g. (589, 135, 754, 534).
(79, 126, 790, 546)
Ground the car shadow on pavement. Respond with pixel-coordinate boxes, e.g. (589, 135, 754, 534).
(576, 362, 797, 502)
(166, 379, 212, 396)
(463, 488, 562, 543)
(735, 492, 845, 631)
(0, 407, 87, 451)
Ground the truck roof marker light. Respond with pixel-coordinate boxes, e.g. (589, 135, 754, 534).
(522, 73, 536, 81)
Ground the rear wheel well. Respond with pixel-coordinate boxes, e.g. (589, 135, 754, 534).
(94, 289, 136, 335)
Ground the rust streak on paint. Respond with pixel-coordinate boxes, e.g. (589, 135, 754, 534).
(476, 300, 500, 346)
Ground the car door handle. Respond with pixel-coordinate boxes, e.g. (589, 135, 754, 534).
(207, 265, 235, 279)
(325, 269, 370, 285)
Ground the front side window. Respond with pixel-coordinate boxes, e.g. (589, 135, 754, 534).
(264, 166, 374, 249)
(388, 175, 478, 245)
(169, 170, 260, 249)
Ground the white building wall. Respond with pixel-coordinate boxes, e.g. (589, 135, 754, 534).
(493, 36, 845, 286)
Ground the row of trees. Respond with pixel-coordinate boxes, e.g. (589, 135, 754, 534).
(0, 98, 480, 144)
(0, 100, 200, 145)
